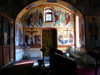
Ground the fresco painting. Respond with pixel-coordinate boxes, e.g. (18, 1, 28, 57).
(24, 13, 33, 27)
(58, 28, 74, 47)
(65, 13, 70, 25)
(23, 5, 74, 28)
(60, 12, 65, 26)
(20, 5, 75, 49)
(54, 11, 59, 25)
(39, 12, 43, 27)
(15, 20, 23, 47)
(24, 28, 41, 48)
(24, 10, 42, 28)
(15, 3, 83, 50)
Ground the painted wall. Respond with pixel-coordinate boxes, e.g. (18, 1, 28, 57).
(24, 28, 42, 48)
(15, 0, 85, 58)
(15, 20, 23, 47)
(21, 4, 75, 51)
(15, 19, 24, 60)
(15, 49, 24, 61)
(22, 5, 74, 28)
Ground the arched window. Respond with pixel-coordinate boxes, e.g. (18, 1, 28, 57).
(44, 7, 53, 22)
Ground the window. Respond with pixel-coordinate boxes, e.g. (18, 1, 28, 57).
(44, 8, 53, 22)
(76, 16, 80, 48)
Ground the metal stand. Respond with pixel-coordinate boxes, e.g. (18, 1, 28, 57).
(24, 42, 28, 59)
(40, 46, 45, 67)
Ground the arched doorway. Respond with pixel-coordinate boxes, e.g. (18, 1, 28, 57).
(42, 28, 57, 56)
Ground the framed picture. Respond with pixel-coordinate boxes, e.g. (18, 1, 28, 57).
(85, 16, 100, 49)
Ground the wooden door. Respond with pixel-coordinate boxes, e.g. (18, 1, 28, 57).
(42, 29, 57, 56)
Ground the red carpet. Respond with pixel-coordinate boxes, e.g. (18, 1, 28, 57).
(77, 68, 100, 75)
(14, 60, 34, 67)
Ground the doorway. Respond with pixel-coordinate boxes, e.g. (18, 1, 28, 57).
(42, 29, 57, 56)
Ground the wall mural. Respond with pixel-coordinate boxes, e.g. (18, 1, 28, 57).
(24, 10, 43, 28)
(15, 20, 23, 46)
(60, 12, 66, 26)
(24, 28, 41, 48)
(39, 12, 43, 27)
(20, 5, 75, 48)
(65, 13, 70, 25)
(54, 11, 60, 25)
(57, 28, 74, 46)
(22, 5, 73, 28)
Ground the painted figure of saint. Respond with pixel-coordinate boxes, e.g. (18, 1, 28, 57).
(25, 13, 33, 27)
(60, 12, 65, 25)
(39, 12, 43, 27)
(34, 34, 38, 44)
(65, 13, 70, 25)
(37, 34, 41, 44)
(54, 11, 59, 25)
(69, 33, 73, 43)
(32, 10, 39, 27)
(25, 33, 29, 45)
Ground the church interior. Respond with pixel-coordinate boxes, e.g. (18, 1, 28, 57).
(0, 0, 100, 75)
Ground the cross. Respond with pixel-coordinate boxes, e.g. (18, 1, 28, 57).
(26, 28, 37, 45)
(63, 28, 72, 34)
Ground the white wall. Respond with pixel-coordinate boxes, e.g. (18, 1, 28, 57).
(15, 49, 24, 61)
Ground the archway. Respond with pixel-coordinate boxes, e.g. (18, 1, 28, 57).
(15, 0, 85, 61)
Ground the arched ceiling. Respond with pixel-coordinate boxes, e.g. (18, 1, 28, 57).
(0, 0, 100, 18)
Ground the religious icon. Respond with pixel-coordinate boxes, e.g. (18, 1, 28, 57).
(60, 12, 65, 25)
(28, 37, 31, 45)
(24, 28, 42, 48)
(58, 28, 74, 46)
(58, 34, 68, 44)
(18, 26, 23, 46)
(39, 12, 43, 27)
(34, 34, 38, 44)
(54, 11, 59, 25)
(69, 33, 73, 43)
(25, 33, 29, 45)
(33, 10, 39, 27)
(26, 13, 33, 27)
(37, 34, 41, 44)
(65, 13, 70, 25)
